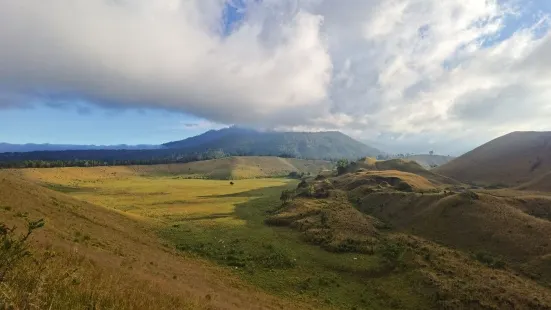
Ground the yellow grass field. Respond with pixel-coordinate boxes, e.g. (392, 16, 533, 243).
(2, 167, 433, 309)
(0, 170, 308, 310)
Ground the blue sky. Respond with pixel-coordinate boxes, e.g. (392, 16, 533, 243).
(0, 1, 244, 145)
(1, 0, 550, 154)
(0, 103, 218, 144)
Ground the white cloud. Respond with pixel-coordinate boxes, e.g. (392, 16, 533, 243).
(0, 0, 550, 154)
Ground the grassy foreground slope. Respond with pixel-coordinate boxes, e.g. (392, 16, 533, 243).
(435, 131, 551, 186)
(0, 171, 306, 309)
(9, 156, 333, 182)
(17, 169, 431, 309)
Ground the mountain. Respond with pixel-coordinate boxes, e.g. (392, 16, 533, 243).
(404, 154, 455, 169)
(434, 131, 551, 186)
(0, 128, 381, 166)
(163, 127, 381, 159)
(0, 143, 160, 153)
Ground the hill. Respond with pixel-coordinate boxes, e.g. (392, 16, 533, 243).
(0, 128, 381, 167)
(435, 131, 551, 186)
(0, 172, 300, 309)
(163, 127, 382, 159)
(11, 156, 333, 181)
(347, 158, 460, 186)
(267, 171, 551, 308)
(404, 154, 455, 169)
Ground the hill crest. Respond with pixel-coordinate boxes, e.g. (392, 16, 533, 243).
(163, 127, 381, 159)
(435, 131, 551, 186)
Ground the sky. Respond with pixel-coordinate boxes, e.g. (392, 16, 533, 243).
(1, 0, 551, 155)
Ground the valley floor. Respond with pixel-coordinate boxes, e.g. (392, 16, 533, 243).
(2, 168, 431, 309)
(4, 165, 551, 309)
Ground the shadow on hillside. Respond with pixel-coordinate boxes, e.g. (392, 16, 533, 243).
(197, 183, 294, 225)
(197, 185, 288, 199)
(181, 212, 235, 221)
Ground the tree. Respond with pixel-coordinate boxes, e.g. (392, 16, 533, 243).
(336, 159, 349, 175)
(429, 150, 434, 156)
(280, 190, 293, 204)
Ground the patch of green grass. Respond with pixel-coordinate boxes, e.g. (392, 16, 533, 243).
(73, 231, 91, 243)
(43, 183, 93, 193)
(34, 172, 431, 309)
(160, 184, 431, 309)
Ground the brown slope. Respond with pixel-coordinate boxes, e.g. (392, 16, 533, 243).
(435, 131, 551, 186)
(518, 171, 551, 192)
(0, 172, 307, 309)
(268, 175, 551, 309)
(353, 158, 460, 186)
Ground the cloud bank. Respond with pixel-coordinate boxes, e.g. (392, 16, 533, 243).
(0, 0, 550, 153)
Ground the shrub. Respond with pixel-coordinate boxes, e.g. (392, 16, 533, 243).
(297, 179, 308, 189)
(1, 219, 45, 282)
(474, 251, 506, 269)
(395, 181, 413, 192)
(379, 240, 406, 269)
(460, 190, 479, 200)
(280, 190, 294, 204)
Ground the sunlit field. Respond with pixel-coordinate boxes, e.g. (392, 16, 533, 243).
(13, 167, 430, 309)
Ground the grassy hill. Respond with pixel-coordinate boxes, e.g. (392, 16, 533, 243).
(346, 158, 460, 186)
(163, 127, 382, 159)
(6, 155, 551, 308)
(0, 172, 300, 309)
(267, 169, 551, 308)
(8, 156, 333, 182)
(435, 131, 551, 186)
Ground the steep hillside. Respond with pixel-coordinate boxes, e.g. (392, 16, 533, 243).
(518, 171, 551, 192)
(435, 131, 551, 186)
(404, 154, 455, 169)
(163, 127, 381, 159)
(9, 156, 333, 181)
(0, 172, 303, 309)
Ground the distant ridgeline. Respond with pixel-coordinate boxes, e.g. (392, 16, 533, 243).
(0, 127, 381, 168)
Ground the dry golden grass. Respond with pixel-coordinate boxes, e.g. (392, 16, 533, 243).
(0, 171, 310, 310)
(351, 158, 459, 186)
(336, 169, 437, 191)
(8, 156, 332, 182)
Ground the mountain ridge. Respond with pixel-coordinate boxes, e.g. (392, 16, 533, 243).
(163, 127, 381, 159)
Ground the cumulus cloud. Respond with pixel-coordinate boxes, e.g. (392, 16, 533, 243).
(0, 0, 550, 153)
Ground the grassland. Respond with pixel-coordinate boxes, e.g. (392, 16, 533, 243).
(1, 170, 311, 309)
(11, 167, 431, 309)
(6, 159, 551, 309)
(8, 156, 333, 182)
